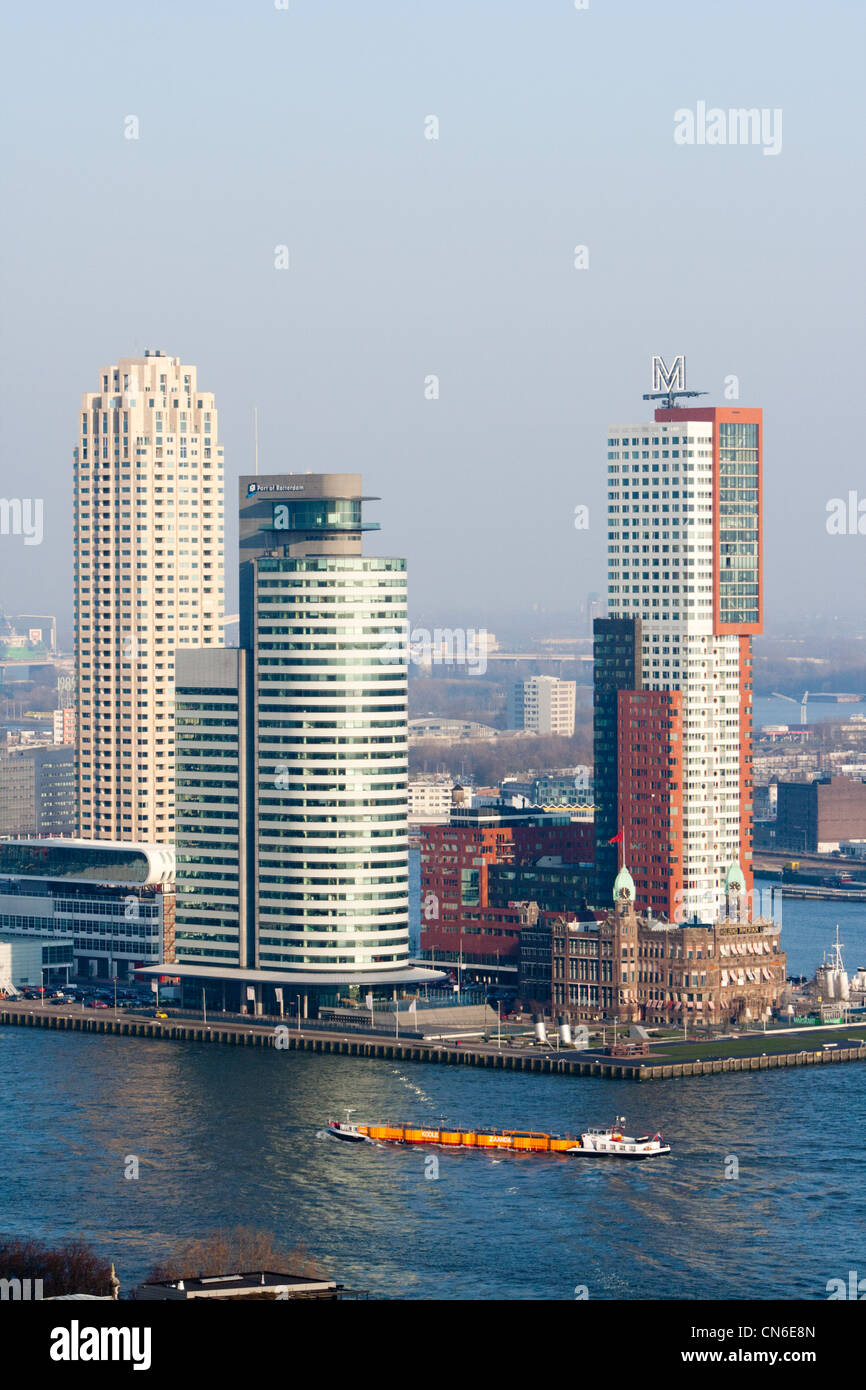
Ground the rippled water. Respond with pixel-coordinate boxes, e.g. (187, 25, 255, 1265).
(1, 1028, 863, 1300)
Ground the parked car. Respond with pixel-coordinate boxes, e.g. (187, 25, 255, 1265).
(85, 999, 109, 1009)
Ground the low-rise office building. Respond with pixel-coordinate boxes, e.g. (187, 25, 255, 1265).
(0, 931, 74, 995)
(0, 839, 174, 981)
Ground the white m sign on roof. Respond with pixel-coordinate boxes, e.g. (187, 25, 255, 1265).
(650, 354, 686, 394)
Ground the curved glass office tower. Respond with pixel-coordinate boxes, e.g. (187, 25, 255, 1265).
(255, 549, 409, 972)
(173, 474, 434, 998)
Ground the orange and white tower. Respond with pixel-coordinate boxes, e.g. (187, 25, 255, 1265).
(600, 358, 761, 922)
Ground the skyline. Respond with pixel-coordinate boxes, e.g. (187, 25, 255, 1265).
(1, 0, 865, 642)
(1, 1, 865, 1329)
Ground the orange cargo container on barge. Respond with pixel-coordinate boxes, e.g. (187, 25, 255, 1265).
(355, 1123, 579, 1153)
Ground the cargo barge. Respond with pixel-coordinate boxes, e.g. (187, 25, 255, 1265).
(326, 1114, 670, 1157)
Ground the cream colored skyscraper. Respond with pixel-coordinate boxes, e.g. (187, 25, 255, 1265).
(73, 351, 224, 841)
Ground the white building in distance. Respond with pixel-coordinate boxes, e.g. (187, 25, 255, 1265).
(508, 676, 577, 736)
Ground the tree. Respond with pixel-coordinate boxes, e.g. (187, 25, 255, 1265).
(149, 1226, 327, 1282)
(0, 1235, 113, 1297)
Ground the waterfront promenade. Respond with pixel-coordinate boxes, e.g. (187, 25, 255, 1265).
(3, 999, 866, 1082)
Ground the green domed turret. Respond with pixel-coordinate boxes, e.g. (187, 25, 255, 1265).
(724, 861, 746, 895)
(613, 865, 636, 903)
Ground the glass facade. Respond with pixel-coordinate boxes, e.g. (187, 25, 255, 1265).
(718, 421, 760, 625)
(272, 499, 377, 532)
(592, 616, 642, 902)
(0, 842, 152, 883)
(254, 554, 409, 971)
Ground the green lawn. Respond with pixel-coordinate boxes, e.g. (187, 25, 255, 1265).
(648, 1025, 866, 1064)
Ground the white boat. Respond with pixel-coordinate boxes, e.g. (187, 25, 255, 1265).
(568, 1116, 670, 1159)
(326, 1110, 372, 1144)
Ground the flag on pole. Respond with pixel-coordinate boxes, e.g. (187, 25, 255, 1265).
(408, 999, 417, 1015)
(608, 832, 624, 844)
(365, 992, 374, 1011)
(151, 980, 158, 994)
(274, 988, 283, 1005)
(246, 986, 255, 1002)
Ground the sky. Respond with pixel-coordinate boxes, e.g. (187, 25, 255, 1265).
(0, 0, 864, 646)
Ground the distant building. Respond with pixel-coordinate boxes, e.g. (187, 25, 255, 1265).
(0, 744, 75, 837)
(56, 673, 76, 710)
(775, 777, 866, 853)
(508, 675, 576, 736)
(53, 708, 77, 745)
(501, 767, 592, 806)
(419, 804, 594, 981)
(586, 592, 604, 629)
(13, 614, 57, 655)
(753, 783, 778, 821)
(409, 718, 498, 741)
(0, 839, 174, 981)
(0, 660, 55, 685)
(409, 778, 470, 824)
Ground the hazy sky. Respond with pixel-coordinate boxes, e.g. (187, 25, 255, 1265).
(1, 0, 864, 646)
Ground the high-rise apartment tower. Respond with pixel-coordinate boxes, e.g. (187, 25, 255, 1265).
(595, 368, 761, 923)
(73, 352, 224, 841)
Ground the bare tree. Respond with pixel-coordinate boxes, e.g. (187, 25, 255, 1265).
(149, 1226, 328, 1282)
(0, 1235, 113, 1297)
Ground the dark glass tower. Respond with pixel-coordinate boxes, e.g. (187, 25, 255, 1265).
(592, 615, 642, 903)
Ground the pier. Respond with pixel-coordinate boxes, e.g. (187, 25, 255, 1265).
(2, 1002, 866, 1081)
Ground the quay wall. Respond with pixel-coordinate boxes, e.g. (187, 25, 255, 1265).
(2, 1007, 866, 1082)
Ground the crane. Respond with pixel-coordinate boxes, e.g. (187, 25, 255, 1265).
(771, 691, 809, 725)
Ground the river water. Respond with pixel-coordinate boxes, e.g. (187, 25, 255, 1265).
(1, 895, 863, 1301)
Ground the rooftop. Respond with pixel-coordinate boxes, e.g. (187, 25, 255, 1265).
(146, 1270, 336, 1294)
